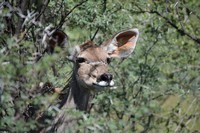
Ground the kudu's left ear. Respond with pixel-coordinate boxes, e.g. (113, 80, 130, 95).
(102, 28, 139, 59)
(42, 26, 68, 54)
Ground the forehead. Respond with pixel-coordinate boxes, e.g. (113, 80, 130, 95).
(78, 47, 108, 61)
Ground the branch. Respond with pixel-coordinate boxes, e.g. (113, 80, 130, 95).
(141, 114, 153, 133)
(56, 0, 88, 29)
(174, 98, 197, 133)
(152, 10, 200, 45)
(16, 0, 50, 43)
(171, 65, 200, 74)
(131, 5, 200, 45)
(90, 27, 99, 41)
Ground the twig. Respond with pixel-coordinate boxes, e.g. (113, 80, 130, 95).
(56, 0, 88, 29)
(90, 27, 99, 41)
(171, 65, 200, 74)
(141, 114, 153, 133)
(17, 0, 50, 43)
(174, 98, 197, 133)
(131, 5, 200, 45)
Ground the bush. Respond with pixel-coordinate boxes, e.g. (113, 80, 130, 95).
(0, 0, 199, 132)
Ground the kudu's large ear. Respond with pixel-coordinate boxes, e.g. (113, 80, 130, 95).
(102, 28, 139, 59)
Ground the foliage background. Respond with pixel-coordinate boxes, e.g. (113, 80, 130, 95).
(0, 0, 199, 132)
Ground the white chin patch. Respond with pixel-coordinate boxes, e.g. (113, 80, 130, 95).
(98, 81, 108, 86)
(95, 80, 114, 87)
(109, 80, 114, 86)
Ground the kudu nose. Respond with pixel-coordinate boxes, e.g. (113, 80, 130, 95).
(98, 73, 113, 83)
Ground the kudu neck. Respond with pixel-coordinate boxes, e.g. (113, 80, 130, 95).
(69, 72, 93, 111)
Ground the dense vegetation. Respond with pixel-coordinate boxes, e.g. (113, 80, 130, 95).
(0, 0, 199, 132)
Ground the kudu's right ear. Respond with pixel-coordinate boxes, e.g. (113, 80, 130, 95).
(102, 28, 139, 59)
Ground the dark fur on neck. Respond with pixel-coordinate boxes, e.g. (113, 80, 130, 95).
(71, 72, 91, 111)
(58, 71, 93, 111)
(45, 71, 94, 132)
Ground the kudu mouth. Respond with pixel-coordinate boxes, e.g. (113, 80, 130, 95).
(76, 74, 115, 91)
(92, 81, 115, 91)
(76, 67, 115, 91)
(93, 80, 114, 88)
(93, 73, 114, 88)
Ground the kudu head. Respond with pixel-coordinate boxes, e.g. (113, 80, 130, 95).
(42, 27, 139, 110)
(69, 28, 139, 92)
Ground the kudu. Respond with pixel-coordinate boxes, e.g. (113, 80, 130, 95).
(41, 28, 139, 132)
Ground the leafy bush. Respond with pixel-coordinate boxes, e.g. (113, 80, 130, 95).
(0, 0, 199, 132)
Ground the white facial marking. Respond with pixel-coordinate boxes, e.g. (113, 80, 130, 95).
(95, 80, 114, 87)
(89, 61, 105, 65)
(97, 81, 108, 86)
(109, 80, 114, 86)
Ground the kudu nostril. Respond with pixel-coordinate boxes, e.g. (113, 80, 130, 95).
(99, 73, 113, 82)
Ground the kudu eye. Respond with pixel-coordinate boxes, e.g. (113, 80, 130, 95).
(76, 57, 86, 63)
(106, 58, 111, 64)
